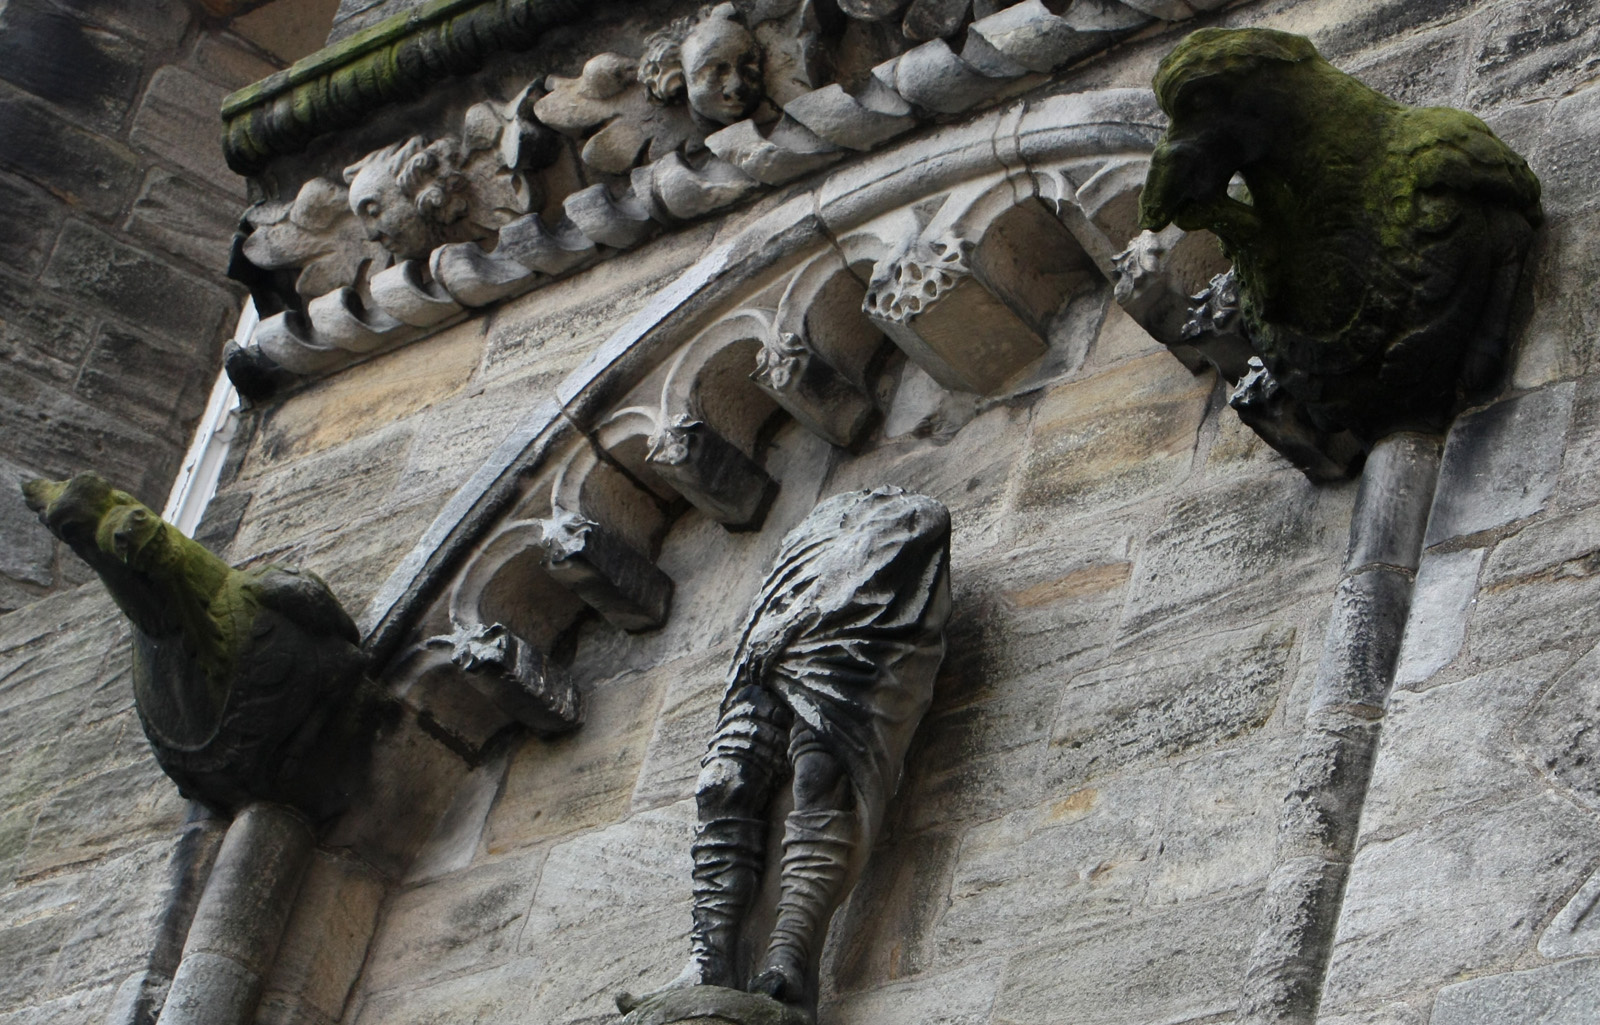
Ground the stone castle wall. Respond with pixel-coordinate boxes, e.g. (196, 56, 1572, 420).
(0, 0, 295, 613)
(3, 0, 1600, 1024)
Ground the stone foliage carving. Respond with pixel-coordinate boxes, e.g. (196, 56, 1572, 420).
(1138, 27, 1544, 450)
(618, 486, 951, 1023)
(21, 473, 370, 818)
(229, 0, 1205, 388)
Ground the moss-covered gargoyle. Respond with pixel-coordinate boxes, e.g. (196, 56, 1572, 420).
(23, 472, 372, 818)
(1139, 28, 1543, 444)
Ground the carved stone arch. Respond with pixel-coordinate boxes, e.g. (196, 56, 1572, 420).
(544, 443, 675, 632)
(660, 310, 784, 460)
(773, 251, 886, 392)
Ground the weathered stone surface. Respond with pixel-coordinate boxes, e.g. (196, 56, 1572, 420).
(1322, 795, 1600, 1013)
(1362, 654, 1567, 840)
(0, 85, 141, 219)
(0, 0, 144, 132)
(362, 851, 541, 994)
(189, 33, 281, 91)
(1469, 2, 1600, 108)
(129, 67, 245, 201)
(1391, 548, 1485, 689)
(264, 852, 386, 1022)
(0, 982, 116, 1025)
(1553, 371, 1600, 510)
(1347, 24, 1469, 107)
(40, 221, 234, 346)
(629, 649, 728, 813)
(519, 801, 696, 1023)
(0, 455, 54, 587)
(1046, 623, 1294, 787)
(74, 326, 209, 435)
(1014, 352, 1210, 527)
(1512, 640, 1600, 815)
(828, 959, 1003, 1025)
(0, 172, 60, 276)
(0, 270, 94, 387)
(1424, 383, 1575, 548)
(1120, 470, 1342, 640)
(124, 170, 247, 274)
(990, 888, 1261, 1025)
(828, 829, 961, 991)
(1541, 870, 1600, 960)
(939, 741, 1284, 964)
(1432, 956, 1600, 1025)
(230, 430, 412, 557)
(252, 324, 480, 463)
(350, 958, 538, 1025)
(485, 660, 671, 852)
(18, 758, 187, 880)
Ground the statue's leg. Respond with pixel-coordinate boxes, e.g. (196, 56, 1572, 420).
(751, 724, 858, 1007)
(618, 685, 789, 1013)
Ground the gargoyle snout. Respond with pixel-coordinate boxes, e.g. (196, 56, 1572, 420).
(21, 477, 67, 516)
(1139, 134, 1238, 233)
(22, 472, 115, 541)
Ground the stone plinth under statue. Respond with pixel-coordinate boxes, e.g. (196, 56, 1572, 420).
(621, 986, 811, 1025)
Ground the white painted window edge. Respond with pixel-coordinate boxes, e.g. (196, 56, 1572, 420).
(162, 300, 253, 538)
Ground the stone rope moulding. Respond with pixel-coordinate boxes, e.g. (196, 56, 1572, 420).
(227, 0, 1194, 390)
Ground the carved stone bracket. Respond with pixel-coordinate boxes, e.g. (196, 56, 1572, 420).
(425, 620, 581, 735)
(647, 417, 777, 529)
(751, 333, 875, 447)
(541, 508, 675, 632)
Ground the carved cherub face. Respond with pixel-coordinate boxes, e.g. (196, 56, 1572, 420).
(681, 8, 762, 125)
(343, 138, 468, 260)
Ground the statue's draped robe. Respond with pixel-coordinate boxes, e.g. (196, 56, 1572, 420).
(722, 488, 951, 835)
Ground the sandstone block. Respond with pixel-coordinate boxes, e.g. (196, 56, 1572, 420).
(1391, 548, 1485, 689)
(1119, 470, 1339, 640)
(1432, 956, 1600, 1025)
(1322, 795, 1600, 1013)
(129, 67, 244, 201)
(0, 0, 144, 132)
(0, 270, 95, 387)
(0, 87, 140, 219)
(0, 172, 60, 276)
(124, 170, 247, 274)
(1045, 623, 1294, 787)
(990, 888, 1260, 1025)
(40, 221, 234, 347)
(1424, 383, 1574, 548)
(363, 851, 541, 994)
(1015, 352, 1210, 527)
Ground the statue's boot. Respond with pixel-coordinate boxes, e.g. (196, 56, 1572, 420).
(750, 809, 857, 1007)
(616, 816, 767, 1013)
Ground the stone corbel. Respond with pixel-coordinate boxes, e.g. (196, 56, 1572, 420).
(646, 416, 776, 530)
(424, 620, 580, 735)
(540, 508, 674, 632)
(861, 188, 1088, 394)
(751, 332, 875, 446)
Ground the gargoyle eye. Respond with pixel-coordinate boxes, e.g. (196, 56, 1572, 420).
(357, 198, 380, 218)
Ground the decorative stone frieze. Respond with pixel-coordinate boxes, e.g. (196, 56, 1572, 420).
(226, 1, 1196, 391)
(540, 507, 676, 632)
(751, 333, 876, 447)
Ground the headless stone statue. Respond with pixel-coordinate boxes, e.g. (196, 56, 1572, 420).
(620, 486, 951, 1023)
